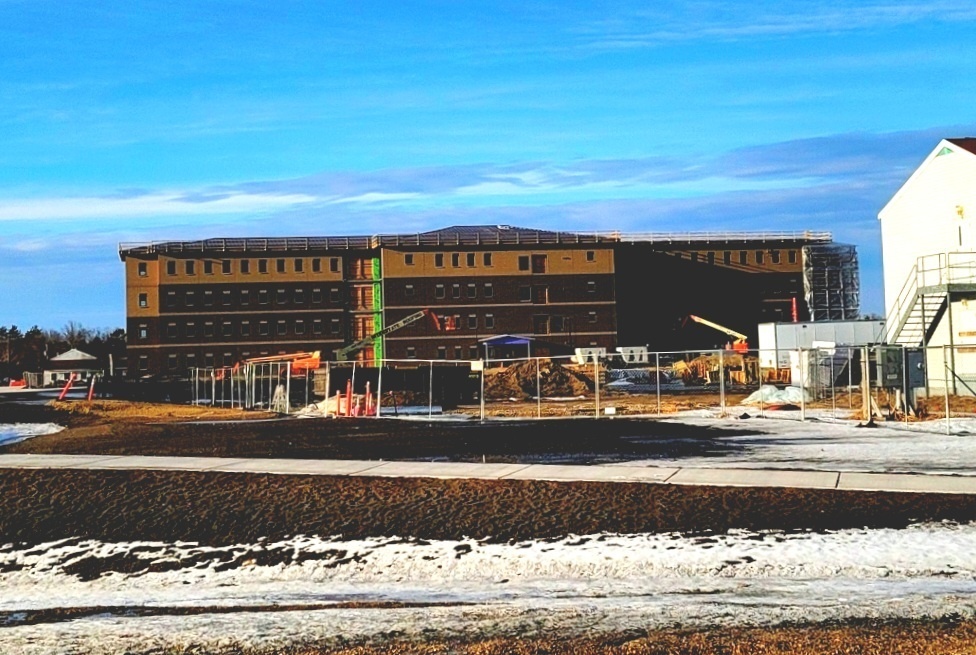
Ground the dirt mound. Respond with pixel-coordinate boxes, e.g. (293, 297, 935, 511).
(484, 360, 593, 400)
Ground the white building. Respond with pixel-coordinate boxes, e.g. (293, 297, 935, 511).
(879, 138, 976, 393)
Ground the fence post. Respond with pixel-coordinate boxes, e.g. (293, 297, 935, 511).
(944, 344, 951, 435)
(536, 357, 541, 419)
(375, 360, 383, 417)
(830, 349, 836, 418)
(847, 348, 853, 411)
(594, 354, 600, 419)
(655, 351, 662, 415)
(480, 359, 485, 423)
(718, 349, 725, 416)
(799, 348, 806, 422)
(429, 360, 434, 418)
(211, 371, 216, 407)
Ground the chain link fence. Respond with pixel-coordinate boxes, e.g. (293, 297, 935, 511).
(186, 344, 976, 428)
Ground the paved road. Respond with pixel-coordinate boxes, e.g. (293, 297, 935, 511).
(2, 453, 976, 495)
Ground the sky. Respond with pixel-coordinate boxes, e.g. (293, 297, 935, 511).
(2, 1, 976, 330)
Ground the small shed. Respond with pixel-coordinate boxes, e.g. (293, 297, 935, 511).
(44, 348, 102, 387)
(479, 334, 575, 361)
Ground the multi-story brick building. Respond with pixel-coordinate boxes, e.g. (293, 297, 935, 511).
(119, 225, 858, 375)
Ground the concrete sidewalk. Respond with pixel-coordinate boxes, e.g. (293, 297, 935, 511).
(3, 454, 976, 495)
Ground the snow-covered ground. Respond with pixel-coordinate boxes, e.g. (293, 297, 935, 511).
(2, 523, 976, 654)
(612, 409, 976, 474)
(0, 423, 63, 447)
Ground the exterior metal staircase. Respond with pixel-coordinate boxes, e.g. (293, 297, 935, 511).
(885, 253, 976, 346)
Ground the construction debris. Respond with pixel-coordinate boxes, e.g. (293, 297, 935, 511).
(484, 360, 593, 400)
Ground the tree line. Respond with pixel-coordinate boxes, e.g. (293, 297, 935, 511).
(0, 323, 126, 380)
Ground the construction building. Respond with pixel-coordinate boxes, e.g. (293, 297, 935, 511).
(119, 225, 859, 375)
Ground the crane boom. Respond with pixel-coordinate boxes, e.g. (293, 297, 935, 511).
(336, 309, 441, 361)
(687, 315, 748, 344)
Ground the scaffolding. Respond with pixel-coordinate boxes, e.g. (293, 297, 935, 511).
(803, 243, 860, 321)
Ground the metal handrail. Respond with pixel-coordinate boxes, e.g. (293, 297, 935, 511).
(120, 229, 834, 257)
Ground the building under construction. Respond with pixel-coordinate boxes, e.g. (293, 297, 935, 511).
(119, 225, 859, 375)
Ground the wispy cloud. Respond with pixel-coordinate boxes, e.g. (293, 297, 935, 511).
(577, 2, 976, 49)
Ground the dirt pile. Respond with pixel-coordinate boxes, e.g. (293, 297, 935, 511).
(484, 360, 593, 400)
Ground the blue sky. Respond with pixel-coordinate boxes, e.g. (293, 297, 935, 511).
(2, 1, 976, 329)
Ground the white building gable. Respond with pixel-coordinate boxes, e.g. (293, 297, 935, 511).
(879, 138, 976, 317)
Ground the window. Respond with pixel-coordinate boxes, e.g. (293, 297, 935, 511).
(405, 284, 415, 297)
(468, 346, 479, 359)
(437, 346, 447, 359)
(276, 259, 286, 273)
(452, 253, 460, 267)
(204, 291, 213, 306)
(222, 260, 231, 275)
(467, 315, 478, 329)
(276, 289, 287, 304)
(401, 346, 415, 359)
(312, 288, 322, 303)
(484, 282, 493, 298)
(276, 320, 287, 336)
(294, 258, 304, 273)
(259, 289, 269, 305)
(434, 253, 444, 267)
(165, 291, 176, 308)
(588, 311, 597, 323)
(452, 284, 461, 299)
(185, 353, 196, 368)
(204, 353, 214, 368)
(739, 251, 748, 265)
(241, 260, 251, 274)
(723, 251, 732, 266)
(241, 321, 250, 337)
(166, 323, 177, 338)
(240, 289, 249, 305)
(485, 314, 495, 329)
(312, 320, 323, 335)
(483, 252, 493, 266)
(404, 253, 414, 265)
(552, 316, 565, 332)
(531, 254, 547, 274)
(435, 284, 446, 299)
(166, 261, 177, 275)
(518, 255, 530, 271)
(312, 258, 321, 273)
(755, 250, 765, 264)
(137, 262, 148, 277)
(330, 319, 341, 335)
(291, 288, 303, 304)
(586, 251, 595, 262)
(788, 250, 798, 264)
(467, 283, 476, 298)
(258, 259, 268, 274)
(587, 280, 596, 294)
(138, 324, 148, 340)
(258, 321, 269, 336)
(204, 260, 214, 275)
(138, 293, 148, 308)
(186, 322, 196, 337)
(466, 253, 475, 267)
(222, 290, 232, 306)
(183, 261, 195, 276)
(138, 356, 149, 372)
(204, 322, 214, 337)
(327, 257, 338, 273)
(329, 288, 340, 303)
(454, 346, 463, 360)
(518, 286, 531, 302)
(533, 286, 548, 304)
(222, 321, 232, 337)
(185, 291, 196, 307)
(295, 320, 305, 335)
(770, 250, 781, 264)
